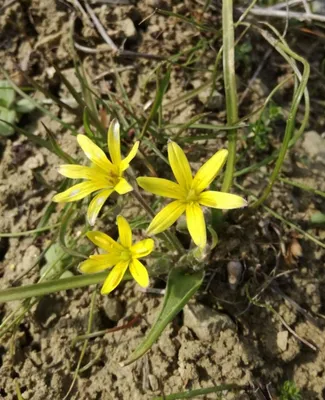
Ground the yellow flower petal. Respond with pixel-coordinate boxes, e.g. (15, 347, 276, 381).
(147, 200, 186, 235)
(168, 141, 192, 190)
(129, 258, 149, 288)
(52, 181, 106, 203)
(117, 215, 132, 247)
(137, 177, 185, 199)
(58, 164, 99, 180)
(87, 189, 113, 226)
(101, 260, 129, 294)
(77, 134, 112, 171)
(79, 254, 118, 274)
(120, 141, 139, 171)
(192, 149, 228, 193)
(114, 178, 133, 195)
(86, 231, 123, 251)
(186, 202, 206, 248)
(199, 191, 247, 209)
(107, 119, 121, 166)
(131, 239, 154, 259)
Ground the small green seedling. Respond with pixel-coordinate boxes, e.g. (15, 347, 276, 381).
(0, 80, 35, 136)
(279, 380, 302, 400)
(248, 101, 283, 152)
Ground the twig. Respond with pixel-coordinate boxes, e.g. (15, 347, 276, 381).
(80, 2, 167, 61)
(92, 66, 134, 82)
(271, 285, 320, 327)
(72, 314, 141, 344)
(239, 48, 272, 105)
(301, 0, 312, 15)
(275, 308, 317, 351)
(239, 7, 325, 22)
(0, 0, 18, 12)
(84, 0, 119, 52)
(93, 0, 131, 4)
(118, 49, 167, 61)
(245, 286, 318, 351)
(68, 0, 93, 26)
(138, 287, 165, 295)
(74, 42, 111, 54)
(266, 0, 305, 10)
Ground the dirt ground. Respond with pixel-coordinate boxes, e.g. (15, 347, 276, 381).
(0, 0, 325, 399)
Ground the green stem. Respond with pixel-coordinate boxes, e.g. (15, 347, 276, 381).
(221, 0, 238, 192)
(0, 272, 108, 303)
(253, 25, 310, 207)
(280, 177, 325, 198)
(152, 384, 246, 400)
(0, 223, 61, 238)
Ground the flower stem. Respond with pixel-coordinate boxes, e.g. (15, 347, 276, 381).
(0, 272, 108, 303)
(221, 0, 238, 193)
(131, 190, 185, 255)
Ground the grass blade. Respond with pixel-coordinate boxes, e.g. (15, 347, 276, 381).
(221, 0, 238, 192)
(139, 68, 171, 139)
(0, 272, 108, 303)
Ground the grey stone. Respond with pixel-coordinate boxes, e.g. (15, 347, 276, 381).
(102, 298, 124, 321)
(148, 374, 159, 391)
(198, 88, 224, 111)
(227, 260, 243, 290)
(121, 18, 137, 39)
(277, 330, 288, 352)
(302, 131, 325, 163)
(183, 303, 235, 341)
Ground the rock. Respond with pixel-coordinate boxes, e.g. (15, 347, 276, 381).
(302, 131, 325, 163)
(23, 152, 45, 169)
(102, 298, 124, 321)
(148, 374, 159, 391)
(121, 18, 137, 40)
(227, 260, 243, 290)
(146, 0, 172, 10)
(183, 303, 235, 341)
(198, 88, 224, 111)
(277, 330, 288, 352)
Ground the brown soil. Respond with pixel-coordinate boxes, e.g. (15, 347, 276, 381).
(0, 1, 325, 399)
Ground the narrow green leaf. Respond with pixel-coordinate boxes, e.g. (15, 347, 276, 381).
(0, 80, 15, 108)
(207, 226, 218, 250)
(0, 67, 79, 135)
(310, 212, 325, 226)
(139, 69, 171, 139)
(122, 268, 204, 366)
(0, 272, 108, 303)
(152, 383, 245, 400)
(15, 98, 36, 113)
(41, 122, 76, 163)
(83, 108, 96, 139)
(0, 107, 16, 136)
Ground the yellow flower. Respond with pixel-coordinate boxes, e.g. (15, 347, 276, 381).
(53, 120, 139, 225)
(137, 141, 247, 248)
(80, 216, 154, 294)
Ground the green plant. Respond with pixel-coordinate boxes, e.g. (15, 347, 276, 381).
(279, 380, 302, 400)
(0, 80, 35, 136)
(247, 101, 283, 152)
(0, 1, 318, 392)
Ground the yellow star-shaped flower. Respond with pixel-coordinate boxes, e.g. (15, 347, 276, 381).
(80, 216, 154, 294)
(53, 120, 139, 225)
(137, 141, 247, 248)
